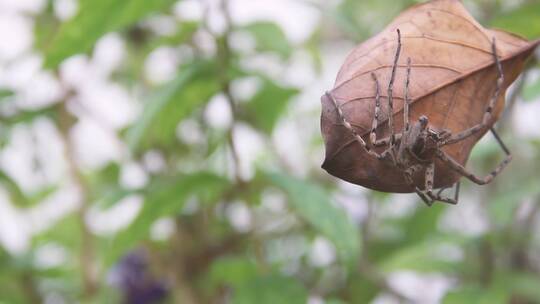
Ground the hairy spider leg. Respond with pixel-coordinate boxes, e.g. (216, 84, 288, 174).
(442, 38, 504, 146)
(404, 57, 412, 131)
(370, 74, 402, 147)
(404, 164, 432, 205)
(422, 163, 458, 205)
(368, 29, 405, 149)
(325, 91, 385, 159)
(386, 29, 402, 148)
(436, 182, 460, 201)
(369, 73, 382, 144)
(436, 128, 512, 185)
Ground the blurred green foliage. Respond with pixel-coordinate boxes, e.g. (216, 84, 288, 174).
(0, 0, 540, 303)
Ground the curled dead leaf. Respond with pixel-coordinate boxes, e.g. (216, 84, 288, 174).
(321, 0, 540, 193)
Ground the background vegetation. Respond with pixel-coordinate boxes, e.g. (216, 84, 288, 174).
(0, 0, 540, 303)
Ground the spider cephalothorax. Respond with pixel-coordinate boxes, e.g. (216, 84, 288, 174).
(325, 29, 512, 206)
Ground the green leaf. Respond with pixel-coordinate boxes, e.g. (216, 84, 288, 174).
(1, 105, 58, 127)
(401, 204, 446, 244)
(96, 188, 136, 209)
(242, 80, 298, 134)
(0, 171, 30, 207)
(265, 172, 361, 266)
(491, 3, 540, 39)
(326, 299, 348, 304)
(523, 77, 540, 102)
(304, 27, 323, 74)
(378, 236, 465, 274)
(43, 0, 176, 68)
(125, 61, 221, 153)
(240, 22, 292, 59)
(492, 271, 540, 301)
(25, 185, 59, 207)
(345, 273, 380, 304)
(151, 21, 200, 49)
(33, 214, 81, 251)
(107, 172, 230, 265)
(443, 286, 509, 304)
(232, 274, 307, 304)
(488, 177, 540, 226)
(0, 89, 13, 100)
(209, 257, 259, 288)
(334, 0, 408, 41)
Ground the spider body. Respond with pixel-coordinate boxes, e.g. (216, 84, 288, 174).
(393, 115, 434, 167)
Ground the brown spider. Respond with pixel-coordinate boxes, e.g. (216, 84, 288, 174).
(325, 29, 512, 206)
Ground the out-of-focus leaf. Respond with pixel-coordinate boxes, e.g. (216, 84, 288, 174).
(43, 0, 176, 68)
(523, 77, 540, 102)
(379, 236, 465, 273)
(305, 27, 323, 74)
(33, 215, 81, 251)
(326, 299, 347, 304)
(334, 0, 363, 40)
(96, 189, 137, 209)
(107, 172, 229, 265)
(240, 22, 292, 59)
(492, 271, 540, 301)
(0, 89, 13, 100)
(265, 172, 361, 265)
(488, 177, 540, 226)
(370, 204, 446, 264)
(346, 273, 379, 304)
(491, 3, 540, 39)
(0, 171, 30, 207)
(125, 61, 221, 153)
(150, 21, 199, 49)
(2, 105, 58, 126)
(232, 274, 307, 304)
(85, 163, 137, 210)
(26, 185, 58, 207)
(402, 204, 446, 244)
(242, 80, 298, 134)
(209, 257, 258, 288)
(334, 0, 410, 41)
(86, 163, 120, 199)
(443, 286, 509, 304)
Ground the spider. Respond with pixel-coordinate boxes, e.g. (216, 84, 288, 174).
(325, 29, 512, 206)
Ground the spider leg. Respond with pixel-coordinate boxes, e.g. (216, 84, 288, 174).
(404, 164, 433, 206)
(436, 128, 511, 185)
(436, 181, 460, 201)
(325, 91, 385, 159)
(386, 29, 402, 147)
(369, 72, 382, 144)
(404, 57, 412, 131)
(370, 73, 403, 147)
(441, 38, 503, 146)
(423, 163, 458, 205)
(372, 133, 402, 147)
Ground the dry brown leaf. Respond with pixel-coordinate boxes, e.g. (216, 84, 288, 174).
(321, 0, 539, 193)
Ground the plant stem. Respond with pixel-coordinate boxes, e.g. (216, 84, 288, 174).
(57, 102, 98, 298)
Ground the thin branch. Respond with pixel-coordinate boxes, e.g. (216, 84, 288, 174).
(57, 100, 99, 298)
(216, 0, 243, 184)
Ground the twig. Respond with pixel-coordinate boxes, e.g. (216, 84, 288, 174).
(57, 101, 99, 298)
(217, 0, 244, 184)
